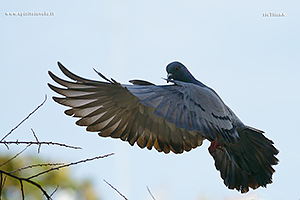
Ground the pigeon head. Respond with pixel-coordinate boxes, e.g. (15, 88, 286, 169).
(166, 61, 199, 84)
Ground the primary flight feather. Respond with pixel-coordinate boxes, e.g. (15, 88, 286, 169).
(48, 61, 278, 193)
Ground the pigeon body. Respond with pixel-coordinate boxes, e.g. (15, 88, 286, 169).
(48, 61, 279, 193)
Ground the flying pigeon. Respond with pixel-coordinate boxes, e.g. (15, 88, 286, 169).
(48, 61, 279, 193)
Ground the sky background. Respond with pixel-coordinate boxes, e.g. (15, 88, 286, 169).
(1, 1, 299, 200)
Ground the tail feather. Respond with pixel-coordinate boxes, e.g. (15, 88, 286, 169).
(210, 126, 279, 193)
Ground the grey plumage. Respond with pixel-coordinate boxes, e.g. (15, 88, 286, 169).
(48, 61, 278, 193)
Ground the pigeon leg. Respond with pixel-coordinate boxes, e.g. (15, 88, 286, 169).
(208, 140, 221, 155)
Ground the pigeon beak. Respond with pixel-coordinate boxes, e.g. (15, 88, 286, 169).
(167, 73, 173, 82)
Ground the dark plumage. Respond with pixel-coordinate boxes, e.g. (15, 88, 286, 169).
(48, 61, 279, 193)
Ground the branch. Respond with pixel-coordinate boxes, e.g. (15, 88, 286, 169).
(0, 173, 7, 197)
(103, 179, 128, 200)
(50, 186, 59, 197)
(10, 163, 65, 174)
(31, 128, 41, 153)
(0, 141, 82, 150)
(19, 179, 25, 200)
(0, 145, 31, 168)
(27, 153, 114, 180)
(0, 169, 52, 199)
(1, 95, 47, 142)
(147, 186, 156, 200)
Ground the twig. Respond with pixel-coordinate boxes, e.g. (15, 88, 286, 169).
(31, 128, 41, 153)
(0, 173, 2, 196)
(27, 153, 114, 180)
(103, 179, 128, 200)
(1, 141, 82, 150)
(0, 173, 6, 197)
(50, 185, 59, 197)
(3, 142, 9, 150)
(19, 180, 25, 200)
(147, 186, 156, 200)
(0, 169, 52, 199)
(0, 145, 31, 168)
(1, 95, 47, 142)
(10, 163, 65, 174)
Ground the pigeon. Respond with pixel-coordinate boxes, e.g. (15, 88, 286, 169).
(48, 61, 279, 193)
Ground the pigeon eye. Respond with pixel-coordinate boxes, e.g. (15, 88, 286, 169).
(175, 66, 179, 71)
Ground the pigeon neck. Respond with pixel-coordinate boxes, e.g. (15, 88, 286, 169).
(187, 74, 206, 87)
(192, 79, 206, 87)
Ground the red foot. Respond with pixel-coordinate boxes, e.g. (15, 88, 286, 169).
(208, 140, 220, 155)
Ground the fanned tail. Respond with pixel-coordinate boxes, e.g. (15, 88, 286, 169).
(209, 126, 279, 193)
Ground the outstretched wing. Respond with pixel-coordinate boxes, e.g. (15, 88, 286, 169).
(48, 62, 203, 154)
(127, 80, 240, 143)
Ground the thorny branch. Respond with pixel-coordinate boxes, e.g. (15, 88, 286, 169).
(31, 128, 41, 153)
(0, 145, 31, 168)
(0, 169, 52, 199)
(1, 95, 47, 142)
(10, 162, 65, 174)
(0, 95, 81, 151)
(1, 140, 82, 150)
(27, 153, 114, 180)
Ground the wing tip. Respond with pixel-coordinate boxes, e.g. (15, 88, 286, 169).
(57, 61, 64, 69)
(48, 70, 60, 84)
(52, 96, 63, 104)
(129, 80, 155, 86)
(93, 68, 113, 83)
(56, 61, 82, 81)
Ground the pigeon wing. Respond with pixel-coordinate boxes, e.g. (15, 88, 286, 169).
(48, 62, 203, 154)
(128, 80, 240, 143)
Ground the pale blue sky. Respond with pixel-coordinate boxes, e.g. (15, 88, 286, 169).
(1, 1, 299, 200)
